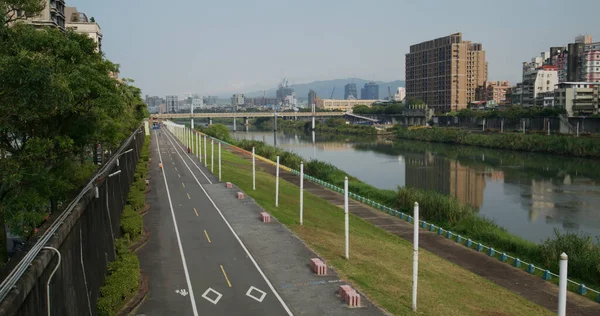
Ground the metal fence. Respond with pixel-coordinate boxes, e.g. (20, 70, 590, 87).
(0, 127, 145, 316)
(434, 116, 600, 135)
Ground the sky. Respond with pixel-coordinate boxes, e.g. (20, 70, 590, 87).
(70, 0, 600, 98)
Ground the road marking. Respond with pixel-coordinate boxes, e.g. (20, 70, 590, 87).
(220, 265, 232, 288)
(155, 135, 199, 315)
(246, 286, 267, 303)
(162, 131, 212, 184)
(203, 229, 210, 242)
(178, 174, 181, 178)
(194, 208, 199, 216)
(175, 167, 178, 171)
(187, 193, 191, 200)
(162, 128, 293, 315)
(175, 289, 189, 296)
(201, 288, 222, 305)
(182, 182, 185, 188)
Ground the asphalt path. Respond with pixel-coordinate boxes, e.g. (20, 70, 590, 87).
(136, 128, 291, 316)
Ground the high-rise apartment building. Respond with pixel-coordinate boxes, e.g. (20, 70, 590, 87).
(231, 94, 245, 110)
(166, 95, 178, 113)
(406, 33, 488, 113)
(344, 83, 358, 100)
(18, 0, 66, 31)
(582, 42, 600, 82)
(308, 90, 317, 107)
(360, 82, 379, 100)
(65, 7, 102, 53)
(476, 81, 510, 104)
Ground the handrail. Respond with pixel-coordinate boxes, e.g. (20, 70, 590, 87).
(0, 126, 143, 304)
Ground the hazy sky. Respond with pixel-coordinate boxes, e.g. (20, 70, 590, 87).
(71, 0, 599, 97)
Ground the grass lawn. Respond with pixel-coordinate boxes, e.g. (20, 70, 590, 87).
(215, 147, 551, 315)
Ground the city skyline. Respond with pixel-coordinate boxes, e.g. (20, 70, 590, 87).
(69, 0, 600, 97)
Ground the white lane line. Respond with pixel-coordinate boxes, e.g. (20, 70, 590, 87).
(163, 128, 293, 316)
(155, 132, 199, 316)
(163, 130, 213, 184)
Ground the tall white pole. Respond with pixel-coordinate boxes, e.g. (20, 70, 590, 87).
(199, 132, 202, 162)
(412, 202, 420, 312)
(344, 177, 349, 260)
(196, 132, 199, 159)
(211, 139, 214, 173)
(218, 142, 222, 182)
(501, 119, 504, 133)
(548, 121, 551, 136)
(577, 122, 580, 137)
(275, 156, 280, 207)
(300, 162, 304, 225)
(558, 252, 568, 316)
(204, 135, 207, 167)
(252, 147, 256, 190)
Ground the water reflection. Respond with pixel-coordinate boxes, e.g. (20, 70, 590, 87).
(232, 127, 600, 243)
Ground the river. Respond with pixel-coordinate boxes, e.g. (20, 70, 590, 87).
(230, 126, 600, 244)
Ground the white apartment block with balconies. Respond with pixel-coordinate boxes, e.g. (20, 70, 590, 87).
(582, 43, 600, 83)
(555, 82, 600, 116)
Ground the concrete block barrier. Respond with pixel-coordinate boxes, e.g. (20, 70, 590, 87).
(226, 182, 233, 189)
(310, 258, 327, 275)
(339, 285, 354, 301)
(237, 192, 244, 199)
(260, 212, 271, 223)
(347, 292, 361, 307)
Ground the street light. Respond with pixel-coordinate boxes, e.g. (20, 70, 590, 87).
(116, 148, 134, 167)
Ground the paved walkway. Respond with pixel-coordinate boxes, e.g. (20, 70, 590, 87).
(136, 128, 384, 315)
(225, 145, 600, 316)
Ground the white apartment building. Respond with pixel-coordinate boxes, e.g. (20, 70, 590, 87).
(192, 97, 203, 110)
(65, 7, 102, 52)
(231, 94, 245, 109)
(555, 82, 600, 116)
(522, 61, 558, 106)
(582, 43, 600, 83)
(166, 95, 178, 113)
(394, 87, 406, 102)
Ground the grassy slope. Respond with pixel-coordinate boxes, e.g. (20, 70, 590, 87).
(217, 148, 551, 316)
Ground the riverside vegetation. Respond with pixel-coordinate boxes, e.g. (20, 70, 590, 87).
(198, 124, 600, 300)
(96, 136, 149, 316)
(253, 117, 378, 135)
(394, 126, 600, 158)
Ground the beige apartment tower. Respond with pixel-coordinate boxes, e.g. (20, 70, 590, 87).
(406, 33, 488, 113)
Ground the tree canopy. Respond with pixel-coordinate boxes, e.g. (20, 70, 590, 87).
(0, 21, 148, 262)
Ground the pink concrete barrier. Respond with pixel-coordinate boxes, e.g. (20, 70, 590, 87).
(260, 212, 271, 223)
(347, 292, 361, 307)
(236, 192, 244, 199)
(226, 182, 233, 189)
(339, 285, 353, 300)
(310, 258, 327, 275)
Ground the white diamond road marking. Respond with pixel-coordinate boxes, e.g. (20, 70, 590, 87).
(246, 286, 267, 303)
(201, 288, 223, 305)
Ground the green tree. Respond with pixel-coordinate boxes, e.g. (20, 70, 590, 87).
(0, 23, 147, 262)
(0, 0, 46, 27)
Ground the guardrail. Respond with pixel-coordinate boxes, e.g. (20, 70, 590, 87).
(171, 121, 600, 304)
(0, 126, 145, 305)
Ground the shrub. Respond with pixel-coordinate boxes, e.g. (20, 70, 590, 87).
(120, 205, 142, 240)
(97, 239, 140, 316)
(539, 230, 600, 285)
(127, 189, 145, 212)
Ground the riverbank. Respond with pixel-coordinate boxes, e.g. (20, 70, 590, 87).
(253, 117, 380, 135)
(215, 146, 552, 315)
(394, 126, 600, 158)
(198, 124, 600, 302)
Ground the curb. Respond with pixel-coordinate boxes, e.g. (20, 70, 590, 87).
(129, 228, 150, 253)
(117, 273, 149, 316)
(138, 204, 151, 216)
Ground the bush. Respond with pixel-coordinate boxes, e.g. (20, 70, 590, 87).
(539, 230, 600, 285)
(127, 189, 145, 212)
(120, 205, 142, 240)
(97, 239, 140, 316)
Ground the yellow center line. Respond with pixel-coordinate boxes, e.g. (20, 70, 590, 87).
(182, 182, 185, 188)
(194, 208, 199, 216)
(204, 229, 211, 242)
(220, 265, 232, 288)
(187, 193, 191, 200)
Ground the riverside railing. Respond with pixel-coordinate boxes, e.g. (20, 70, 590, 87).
(183, 122, 600, 304)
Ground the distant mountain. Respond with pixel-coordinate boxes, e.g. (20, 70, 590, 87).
(221, 78, 405, 100)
